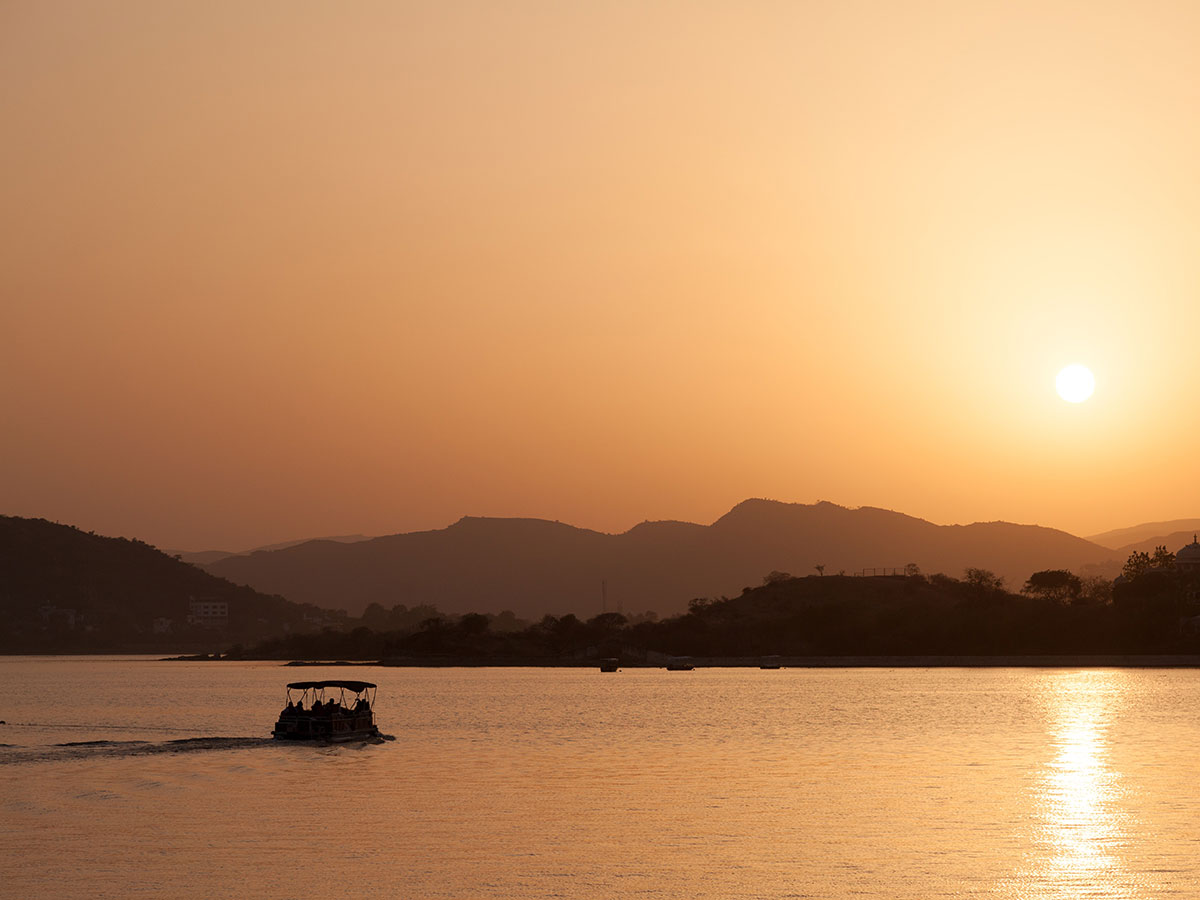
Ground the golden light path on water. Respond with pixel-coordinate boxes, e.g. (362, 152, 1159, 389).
(1002, 670, 1152, 900)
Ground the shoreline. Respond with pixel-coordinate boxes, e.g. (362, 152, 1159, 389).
(269, 654, 1200, 669)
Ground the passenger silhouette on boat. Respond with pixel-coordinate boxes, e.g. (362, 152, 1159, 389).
(273, 680, 380, 742)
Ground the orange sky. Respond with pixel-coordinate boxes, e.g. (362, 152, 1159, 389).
(3, 1, 1199, 550)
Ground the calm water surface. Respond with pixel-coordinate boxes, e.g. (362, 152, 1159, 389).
(2, 658, 1199, 899)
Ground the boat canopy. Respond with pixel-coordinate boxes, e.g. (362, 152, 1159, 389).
(286, 680, 376, 692)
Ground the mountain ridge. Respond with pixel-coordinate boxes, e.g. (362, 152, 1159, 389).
(1087, 519, 1200, 550)
(204, 499, 1121, 618)
(168, 534, 371, 566)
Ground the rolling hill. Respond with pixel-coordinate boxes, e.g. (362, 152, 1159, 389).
(1087, 519, 1200, 550)
(0, 516, 336, 651)
(1112, 531, 1200, 560)
(204, 499, 1119, 618)
(168, 534, 372, 566)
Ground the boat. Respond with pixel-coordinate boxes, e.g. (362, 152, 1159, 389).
(272, 680, 381, 742)
(665, 657, 695, 671)
(599, 658, 620, 672)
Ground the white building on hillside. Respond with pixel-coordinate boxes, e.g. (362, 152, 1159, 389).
(188, 598, 228, 628)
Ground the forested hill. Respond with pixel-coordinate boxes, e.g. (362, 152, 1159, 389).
(0, 516, 335, 652)
(205, 499, 1118, 618)
(243, 567, 1200, 661)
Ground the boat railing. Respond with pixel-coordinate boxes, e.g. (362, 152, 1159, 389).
(282, 681, 376, 715)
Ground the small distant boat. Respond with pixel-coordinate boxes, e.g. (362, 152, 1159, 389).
(665, 657, 695, 671)
(760, 656, 783, 670)
(599, 658, 620, 672)
(272, 680, 380, 742)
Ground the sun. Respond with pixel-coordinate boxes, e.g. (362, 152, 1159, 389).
(1056, 364, 1095, 403)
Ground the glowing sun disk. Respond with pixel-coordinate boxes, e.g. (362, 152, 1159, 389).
(1056, 365, 1095, 403)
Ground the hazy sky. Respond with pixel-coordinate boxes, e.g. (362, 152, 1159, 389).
(4, 1, 1199, 550)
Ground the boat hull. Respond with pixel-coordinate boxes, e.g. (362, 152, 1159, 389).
(272, 712, 379, 742)
(272, 728, 380, 743)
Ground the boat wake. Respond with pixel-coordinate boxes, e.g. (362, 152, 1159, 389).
(0, 736, 275, 765)
(1, 733, 395, 765)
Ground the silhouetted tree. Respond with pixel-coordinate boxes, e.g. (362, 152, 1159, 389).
(1152, 545, 1177, 570)
(361, 602, 389, 628)
(1022, 569, 1082, 604)
(1077, 575, 1113, 606)
(489, 610, 526, 632)
(554, 613, 582, 635)
(965, 568, 1005, 592)
(1123, 550, 1152, 580)
(587, 612, 628, 631)
(457, 613, 490, 636)
(763, 570, 792, 585)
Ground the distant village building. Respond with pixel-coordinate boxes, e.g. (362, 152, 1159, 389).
(188, 598, 228, 628)
(1177, 536, 1200, 576)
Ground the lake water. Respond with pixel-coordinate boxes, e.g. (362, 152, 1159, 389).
(3, 657, 1199, 899)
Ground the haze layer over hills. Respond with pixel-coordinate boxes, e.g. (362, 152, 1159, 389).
(204, 500, 1120, 618)
(168, 535, 372, 566)
(1086, 519, 1200, 551)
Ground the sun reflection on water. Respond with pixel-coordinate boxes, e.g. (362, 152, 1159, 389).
(1043, 676, 1120, 880)
(1003, 669, 1147, 900)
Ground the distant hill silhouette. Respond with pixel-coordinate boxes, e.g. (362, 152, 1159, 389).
(204, 499, 1118, 618)
(169, 534, 371, 566)
(1087, 520, 1200, 551)
(1113, 531, 1200, 559)
(0, 516, 336, 652)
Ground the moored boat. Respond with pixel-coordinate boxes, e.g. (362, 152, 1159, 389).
(272, 680, 380, 742)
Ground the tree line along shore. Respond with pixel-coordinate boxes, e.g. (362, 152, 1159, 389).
(205, 551, 1200, 664)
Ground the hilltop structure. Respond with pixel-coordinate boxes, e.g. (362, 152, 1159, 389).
(1177, 536, 1200, 576)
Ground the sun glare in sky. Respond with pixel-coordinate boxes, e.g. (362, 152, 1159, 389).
(3, 2, 1200, 548)
(1056, 365, 1096, 404)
